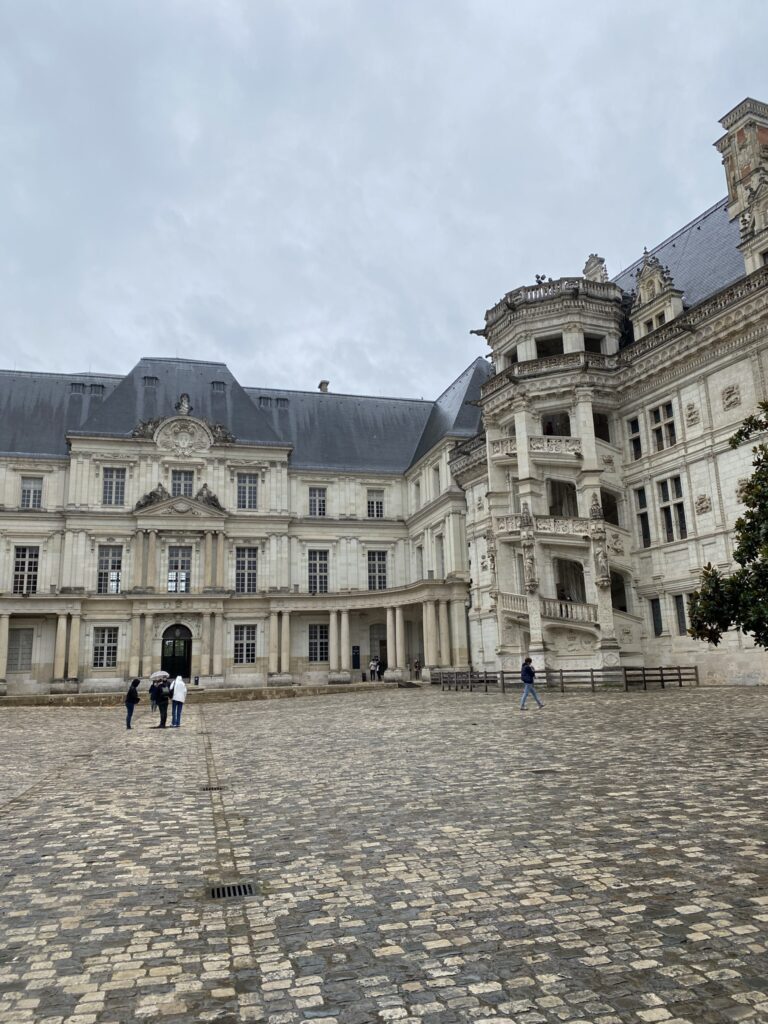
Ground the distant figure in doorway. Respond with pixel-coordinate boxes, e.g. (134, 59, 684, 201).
(171, 675, 187, 728)
(368, 656, 377, 682)
(377, 659, 384, 681)
(125, 678, 141, 730)
(520, 657, 544, 710)
(154, 679, 170, 728)
(413, 658, 421, 679)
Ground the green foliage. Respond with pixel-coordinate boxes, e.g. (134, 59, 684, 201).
(688, 401, 768, 648)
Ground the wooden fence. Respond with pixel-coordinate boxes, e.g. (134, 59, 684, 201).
(437, 665, 699, 693)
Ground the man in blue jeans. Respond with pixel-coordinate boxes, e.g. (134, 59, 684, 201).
(520, 657, 544, 709)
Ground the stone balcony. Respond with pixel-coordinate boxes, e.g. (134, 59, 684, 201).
(495, 513, 593, 540)
(481, 351, 619, 398)
(498, 591, 598, 624)
(448, 433, 486, 477)
(490, 435, 583, 461)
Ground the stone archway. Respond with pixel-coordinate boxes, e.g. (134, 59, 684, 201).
(161, 623, 192, 680)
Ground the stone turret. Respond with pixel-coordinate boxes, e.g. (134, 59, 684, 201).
(715, 97, 768, 274)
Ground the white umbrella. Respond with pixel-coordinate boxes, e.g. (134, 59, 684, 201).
(150, 670, 170, 680)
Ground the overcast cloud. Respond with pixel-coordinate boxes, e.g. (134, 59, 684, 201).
(1, 0, 766, 398)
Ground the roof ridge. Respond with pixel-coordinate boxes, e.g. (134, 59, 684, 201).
(243, 386, 433, 404)
(0, 369, 123, 381)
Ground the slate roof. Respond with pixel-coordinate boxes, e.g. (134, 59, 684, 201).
(0, 355, 491, 472)
(612, 197, 744, 308)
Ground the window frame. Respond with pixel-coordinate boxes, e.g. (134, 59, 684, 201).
(308, 623, 329, 663)
(20, 477, 43, 509)
(97, 544, 123, 595)
(93, 626, 119, 669)
(171, 470, 194, 498)
(308, 549, 329, 594)
(657, 475, 688, 543)
(367, 488, 385, 519)
(234, 624, 257, 664)
(634, 487, 651, 549)
(7, 627, 33, 672)
(167, 545, 192, 593)
(650, 597, 663, 638)
(367, 550, 387, 591)
(13, 545, 39, 594)
(102, 467, 126, 506)
(649, 401, 677, 452)
(236, 473, 258, 510)
(308, 486, 327, 517)
(627, 417, 642, 461)
(235, 547, 258, 593)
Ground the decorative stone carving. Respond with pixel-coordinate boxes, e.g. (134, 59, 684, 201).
(529, 436, 583, 456)
(736, 478, 750, 503)
(589, 492, 604, 519)
(583, 254, 609, 282)
(593, 542, 610, 588)
(602, 455, 615, 469)
(153, 616, 202, 640)
(132, 417, 164, 439)
(522, 541, 538, 593)
(722, 384, 741, 410)
(209, 422, 237, 443)
(156, 418, 212, 456)
(694, 494, 712, 514)
(195, 483, 224, 511)
(135, 482, 171, 511)
(606, 531, 624, 555)
(685, 402, 700, 426)
(175, 393, 193, 415)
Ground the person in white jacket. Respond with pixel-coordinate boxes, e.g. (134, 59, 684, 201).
(170, 675, 187, 728)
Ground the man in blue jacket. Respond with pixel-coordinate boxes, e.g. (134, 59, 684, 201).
(520, 657, 544, 710)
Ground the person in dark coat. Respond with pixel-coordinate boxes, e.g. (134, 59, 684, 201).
(154, 679, 170, 728)
(148, 680, 159, 713)
(125, 679, 141, 730)
(520, 657, 544, 710)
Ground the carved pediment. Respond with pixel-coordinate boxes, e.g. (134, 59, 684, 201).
(131, 415, 236, 447)
(134, 483, 227, 518)
(632, 251, 679, 308)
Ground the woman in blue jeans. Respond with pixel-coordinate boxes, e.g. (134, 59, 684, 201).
(520, 657, 544, 710)
(125, 678, 141, 729)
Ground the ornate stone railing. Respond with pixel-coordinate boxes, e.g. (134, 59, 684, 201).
(485, 277, 625, 327)
(541, 597, 598, 623)
(494, 514, 592, 538)
(448, 433, 486, 475)
(489, 437, 518, 458)
(481, 352, 619, 397)
(499, 592, 528, 615)
(529, 435, 583, 456)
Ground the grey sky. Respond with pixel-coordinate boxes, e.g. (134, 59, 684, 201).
(1, 1, 766, 399)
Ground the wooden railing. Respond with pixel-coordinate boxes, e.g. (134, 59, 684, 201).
(435, 665, 699, 693)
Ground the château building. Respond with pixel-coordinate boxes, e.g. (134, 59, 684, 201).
(1, 97, 767, 694)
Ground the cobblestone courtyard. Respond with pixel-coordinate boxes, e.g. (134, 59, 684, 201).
(1, 687, 767, 1024)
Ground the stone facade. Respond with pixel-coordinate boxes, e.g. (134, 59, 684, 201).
(451, 98, 768, 686)
(1, 98, 767, 693)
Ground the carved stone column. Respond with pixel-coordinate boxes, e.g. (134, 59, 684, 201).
(340, 610, 350, 672)
(147, 530, 158, 590)
(395, 606, 406, 671)
(0, 614, 9, 691)
(384, 606, 402, 682)
(329, 610, 339, 671)
(438, 600, 450, 666)
(68, 614, 81, 681)
(424, 600, 438, 668)
(128, 614, 141, 678)
(141, 613, 154, 677)
(268, 611, 279, 674)
(53, 614, 68, 680)
(204, 531, 213, 588)
(212, 612, 223, 676)
(216, 533, 225, 589)
(201, 611, 212, 676)
(276, 611, 292, 682)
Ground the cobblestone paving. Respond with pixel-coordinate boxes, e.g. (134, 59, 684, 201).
(1, 687, 768, 1024)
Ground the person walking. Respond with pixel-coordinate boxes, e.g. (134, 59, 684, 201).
(125, 678, 141, 730)
(170, 675, 187, 728)
(520, 657, 544, 710)
(154, 678, 170, 728)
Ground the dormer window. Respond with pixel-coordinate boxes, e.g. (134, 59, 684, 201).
(143, 376, 158, 387)
(631, 252, 684, 342)
(70, 382, 85, 394)
(211, 381, 226, 393)
(89, 384, 104, 396)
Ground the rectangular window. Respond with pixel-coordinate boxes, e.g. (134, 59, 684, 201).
(235, 547, 258, 593)
(435, 534, 445, 579)
(413, 481, 421, 510)
(308, 487, 326, 517)
(656, 312, 666, 328)
(650, 598, 663, 638)
(367, 550, 387, 590)
(167, 546, 192, 592)
(650, 402, 677, 451)
(97, 545, 122, 594)
(308, 550, 328, 594)
(657, 475, 687, 542)
(7, 628, 33, 672)
(634, 488, 651, 548)
(628, 418, 642, 461)
(234, 624, 257, 664)
(432, 465, 441, 497)
(415, 545, 424, 579)
(236, 473, 258, 510)
(593, 412, 611, 444)
(367, 489, 384, 518)
(102, 467, 126, 506)
(171, 470, 194, 497)
(308, 623, 329, 662)
(674, 594, 688, 636)
(13, 546, 39, 594)
(20, 477, 43, 509)
(93, 626, 119, 668)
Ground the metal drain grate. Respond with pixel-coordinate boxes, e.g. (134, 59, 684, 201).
(201, 784, 224, 791)
(210, 881, 255, 900)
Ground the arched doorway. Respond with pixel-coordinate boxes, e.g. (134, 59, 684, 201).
(161, 624, 192, 680)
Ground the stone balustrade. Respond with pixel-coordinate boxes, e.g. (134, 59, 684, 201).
(528, 435, 583, 456)
(498, 592, 528, 615)
(495, 514, 592, 538)
(481, 351, 618, 397)
(540, 597, 598, 623)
